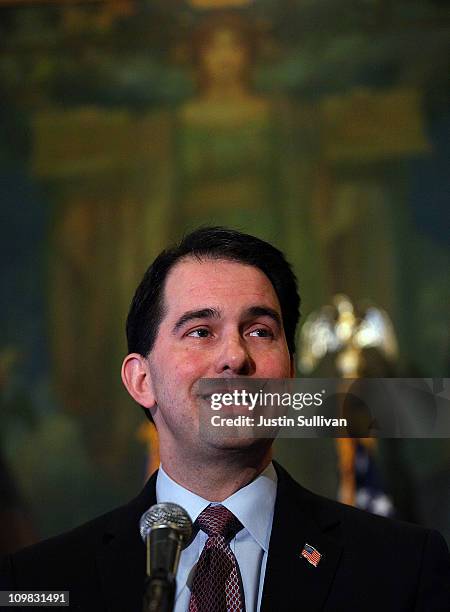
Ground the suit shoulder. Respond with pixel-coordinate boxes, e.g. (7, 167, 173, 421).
(1, 503, 127, 589)
(276, 461, 447, 547)
(19, 505, 122, 557)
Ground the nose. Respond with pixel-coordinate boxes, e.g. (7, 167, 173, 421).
(214, 332, 255, 376)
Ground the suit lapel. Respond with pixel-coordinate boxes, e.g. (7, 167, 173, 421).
(96, 471, 158, 612)
(261, 463, 343, 612)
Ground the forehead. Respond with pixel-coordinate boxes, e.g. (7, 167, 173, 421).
(162, 257, 280, 317)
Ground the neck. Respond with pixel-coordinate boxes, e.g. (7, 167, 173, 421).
(160, 444, 273, 501)
(202, 80, 250, 102)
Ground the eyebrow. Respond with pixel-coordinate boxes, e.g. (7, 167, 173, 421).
(172, 305, 282, 333)
(173, 308, 220, 333)
(243, 306, 282, 329)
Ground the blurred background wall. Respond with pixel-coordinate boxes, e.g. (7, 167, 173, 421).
(0, 0, 449, 552)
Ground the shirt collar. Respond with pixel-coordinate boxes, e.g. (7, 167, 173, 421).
(156, 462, 277, 552)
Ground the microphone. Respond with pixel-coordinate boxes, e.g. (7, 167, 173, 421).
(140, 503, 193, 612)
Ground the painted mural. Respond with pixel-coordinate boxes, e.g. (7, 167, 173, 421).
(0, 0, 449, 548)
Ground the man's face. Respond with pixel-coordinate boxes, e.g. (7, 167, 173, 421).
(145, 257, 293, 461)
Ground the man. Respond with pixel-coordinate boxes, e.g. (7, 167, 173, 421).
(1, 227, 449, 611)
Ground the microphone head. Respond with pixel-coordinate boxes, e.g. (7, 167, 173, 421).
(139, 502, 193, 548)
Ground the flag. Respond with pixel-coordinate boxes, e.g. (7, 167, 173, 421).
(354, 443, 394, 518)
(301, 543, 321, 567)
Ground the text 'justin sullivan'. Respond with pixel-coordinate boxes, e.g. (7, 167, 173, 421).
(210, 415, 348, 428)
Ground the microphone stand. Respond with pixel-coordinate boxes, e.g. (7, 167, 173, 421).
(142, 571, 175, 612)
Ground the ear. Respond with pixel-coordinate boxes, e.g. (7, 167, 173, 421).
(121, 353, 156, 409)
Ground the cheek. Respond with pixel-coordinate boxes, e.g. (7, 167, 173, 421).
(256, 350, 292, 377)
(171, 347, 212, 380)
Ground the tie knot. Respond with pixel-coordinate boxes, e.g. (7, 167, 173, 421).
(197, 505, 243, 541)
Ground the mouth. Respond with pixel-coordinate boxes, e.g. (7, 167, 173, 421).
(198, 390, 233, 400)
(196, 379, 241, 398)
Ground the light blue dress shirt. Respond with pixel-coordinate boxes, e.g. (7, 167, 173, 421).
(155, 462, 278, 612)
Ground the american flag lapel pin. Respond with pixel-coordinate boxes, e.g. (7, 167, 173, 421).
(301, 543, 322, 567)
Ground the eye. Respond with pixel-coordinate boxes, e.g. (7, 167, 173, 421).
(186, 328, 211, 338)
(248, 327, 273, 338)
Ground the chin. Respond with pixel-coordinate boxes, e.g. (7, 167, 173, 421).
(205, 435, 272, 453)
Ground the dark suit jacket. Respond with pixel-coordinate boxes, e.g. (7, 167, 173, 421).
(1, 462, 449, 611)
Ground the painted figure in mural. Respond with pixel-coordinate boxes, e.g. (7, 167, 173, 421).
(175, 15, 275, 235)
